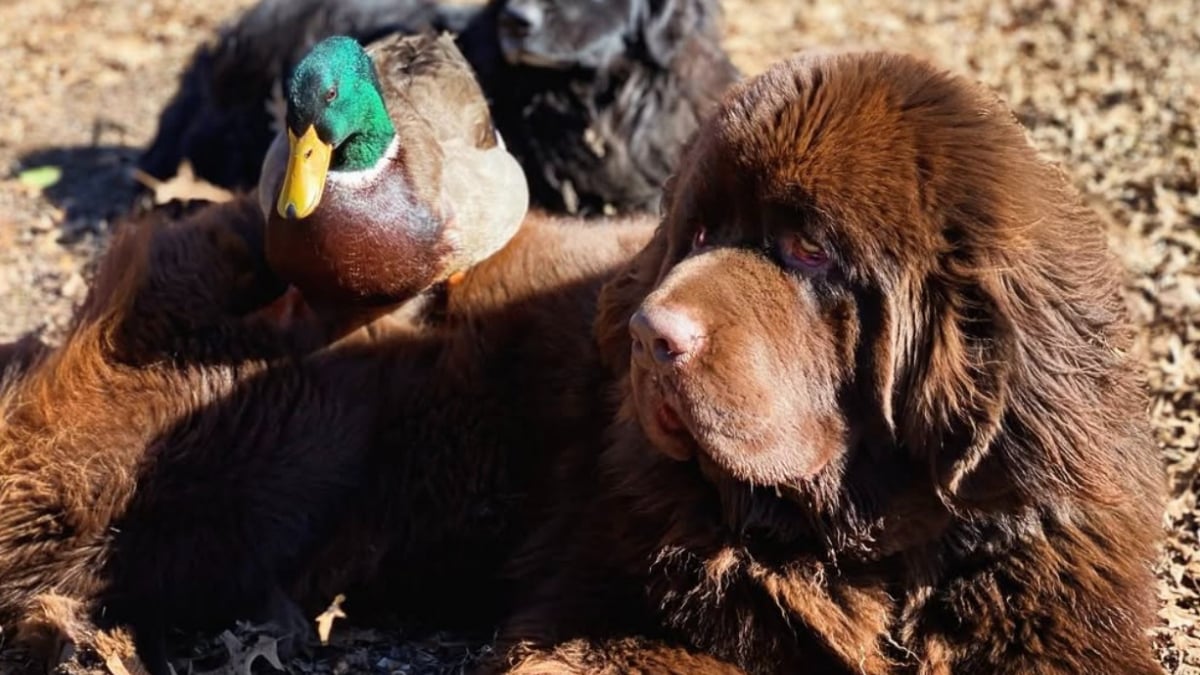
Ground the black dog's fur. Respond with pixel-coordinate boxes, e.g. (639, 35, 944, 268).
(136, 0, 739, 216)
(458, 0, 739, 215)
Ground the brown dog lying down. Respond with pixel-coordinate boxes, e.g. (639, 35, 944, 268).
(491, 51, 1166, 674)
(0, 195, 653, 673)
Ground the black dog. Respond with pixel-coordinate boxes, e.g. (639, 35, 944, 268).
(137, 0, 739, 216)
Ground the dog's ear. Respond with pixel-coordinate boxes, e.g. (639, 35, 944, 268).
(594, 223, 670, 372)
(896, 273, 1016, 509)
(895, 250, 1132, 511)
(638, 0, 714, 67)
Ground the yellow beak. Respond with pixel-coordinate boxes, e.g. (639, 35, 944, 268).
(276, 125, 333, 220)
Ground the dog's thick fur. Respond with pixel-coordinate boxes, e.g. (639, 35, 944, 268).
(458, 0, 739, 215)
(0, 198, 378, 672)
(0, 197, 655, 672)
(493, 51, 1165, 674)
(137, 0, 738, 216)
(288, 210, 655, 628)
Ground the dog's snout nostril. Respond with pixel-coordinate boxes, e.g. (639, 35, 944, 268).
(652, 338, 677, 363)
(629, 310, 652, 357)
(629, 306, 704, 366)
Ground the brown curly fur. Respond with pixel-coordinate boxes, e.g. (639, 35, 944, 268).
(492, 50, 1165, 674)
(0, 197, 381, 673)
(287, 209, 654, 629)
(0, 197, 656, 673)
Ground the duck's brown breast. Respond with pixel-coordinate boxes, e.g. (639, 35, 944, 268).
(263, 163, 454, 308)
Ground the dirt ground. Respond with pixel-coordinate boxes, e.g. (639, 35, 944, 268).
(0, 0, 1196, 673)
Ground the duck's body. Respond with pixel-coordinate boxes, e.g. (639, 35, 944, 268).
(257, 33, 527, 311)
(263, 135, 449, 307)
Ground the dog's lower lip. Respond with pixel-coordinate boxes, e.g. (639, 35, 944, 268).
(657, 402, 685, 433)
(653, 401, 696, 462)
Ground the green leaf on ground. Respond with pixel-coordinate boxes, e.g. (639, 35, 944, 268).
(16, 165, 62, 189)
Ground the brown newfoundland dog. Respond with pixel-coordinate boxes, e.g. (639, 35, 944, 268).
(493, 50, 1166, 674)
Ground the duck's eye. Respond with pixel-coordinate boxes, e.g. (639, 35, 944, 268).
(324, 87, 338, 103)
(777, 232, 829, 270)
(691, 226, 708, 251)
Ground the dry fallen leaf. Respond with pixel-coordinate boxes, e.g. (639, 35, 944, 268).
(130, 161, 234, 206)
(315, 593, 348, 646)
(240, 635, 284, 675)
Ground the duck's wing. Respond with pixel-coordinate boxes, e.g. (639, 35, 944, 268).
(369, 32, 498, 152)
(369, 33, 529, 274)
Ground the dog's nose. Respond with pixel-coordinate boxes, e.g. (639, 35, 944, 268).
(500, 1, 542, 36)
(629, 306, 705, 366)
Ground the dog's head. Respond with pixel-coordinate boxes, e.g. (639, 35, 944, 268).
(491, 0, 721, 69)
(596, 51, 1145, 512)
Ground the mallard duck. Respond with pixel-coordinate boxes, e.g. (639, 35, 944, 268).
(256, 32, 528, 310)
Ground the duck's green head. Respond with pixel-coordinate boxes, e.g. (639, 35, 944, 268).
(277, 36, 397, 220)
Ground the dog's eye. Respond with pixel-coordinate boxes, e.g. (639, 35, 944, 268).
(777, 232, 829, 270)
(691, 227, 708, 251)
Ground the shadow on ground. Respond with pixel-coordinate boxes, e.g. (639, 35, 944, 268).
(13, 143, 146, 242)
